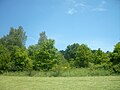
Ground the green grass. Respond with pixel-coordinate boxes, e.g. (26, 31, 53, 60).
(0, 76, 120, 90)
(60, 68, 112, 77)
(1, 68, 114, 77)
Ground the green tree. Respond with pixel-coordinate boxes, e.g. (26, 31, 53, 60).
(92, 48, 110, 69)
(10, 46, 32, 71)
(64, 43, 79, 61)
(110, 42, 120, 73)
(111, 42, 120, 64)
(38, 31, 47, 45)
(7, 26, 27, 48)
(0, 26, 27, 48)
(34, 32, 58, 70)
(76, 44, 93, 68)
(55, 52, 69, 69)
(51, 52, 70, 76)
(0, 26, 29, 72)
(28, 44, 38, 61)
(0, 44, 11, 72)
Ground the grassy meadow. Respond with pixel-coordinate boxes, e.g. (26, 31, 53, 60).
(0, 76, 120, 90)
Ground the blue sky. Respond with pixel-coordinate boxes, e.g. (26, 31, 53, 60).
(0, 0, 120, 52)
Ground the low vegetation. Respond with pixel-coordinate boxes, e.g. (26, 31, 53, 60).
(2, 68, 116, 77)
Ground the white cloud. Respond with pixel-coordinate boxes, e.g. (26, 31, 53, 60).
(101, 0, 106, 4)
(66, 0, 108, 14)
(92, 7, 107, 11)
(79, 3, 86, 7)
(68, 8, 77, 15)
(75, 2, 87, 9)
(66, 0, 88, 15)
(92, 0, 107, 12)
(66, 0, 76, 4)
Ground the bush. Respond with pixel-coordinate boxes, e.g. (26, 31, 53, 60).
(1, 68, 118, 77)
(112, 63, 120, 73)
(61, 68, 112, 77)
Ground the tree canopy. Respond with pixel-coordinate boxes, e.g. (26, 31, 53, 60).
(0, 26, 120, 74)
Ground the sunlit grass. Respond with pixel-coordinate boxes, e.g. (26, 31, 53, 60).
(0, 76, 120, 90)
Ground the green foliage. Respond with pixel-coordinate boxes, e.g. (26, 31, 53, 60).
(61, 68, 112, 77)
(0, 44, 11, 72)
(38, 31, 47, 45)
(0, 26, 27, 48)
(51, 52, 70, 76)
(93, 48, 109, 64)
(28, 44, 38, 62)
(110, 42, 120, 73)
(33, 32, 58, 71)
(10, 46, 32, 71)
(92, 48, 111, 70)
(0, 26, 120, 75)
(76, 44, 93, 67)
(112, 63, 120, 73)
(0, 26, 30, 72)
(64, 43, 79, 61)
(111, 42, 120, 64)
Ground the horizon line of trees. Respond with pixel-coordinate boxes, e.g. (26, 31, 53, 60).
(0, 26, 120, 73)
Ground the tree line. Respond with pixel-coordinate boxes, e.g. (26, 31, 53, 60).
(0, 26, 120, 74)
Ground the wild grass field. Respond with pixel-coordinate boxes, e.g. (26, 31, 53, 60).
(1, 68, 114, 77)
(0, 76, 120, 90)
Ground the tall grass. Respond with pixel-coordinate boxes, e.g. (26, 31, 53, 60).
(60, 68, 112, 77)
(1, 68, 115, 77)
